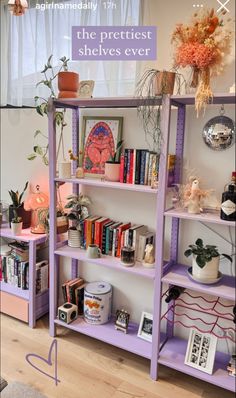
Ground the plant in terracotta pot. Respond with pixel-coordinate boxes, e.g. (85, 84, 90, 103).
(8, 182, 31, 229)
(184, 238, 232, 282)
(28, 55, 75, 167)
(58, 64, 79, 98)
(104, 140, 123, 182)
(65, 193, 91, 248)
(11, 210, 23, 235)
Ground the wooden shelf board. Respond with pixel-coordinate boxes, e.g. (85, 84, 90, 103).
(55, 245, 155, 279)
(159, 336, 235, 392)
(162, 263, 235, 301)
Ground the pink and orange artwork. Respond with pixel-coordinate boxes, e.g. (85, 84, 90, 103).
(82, 117, 123, 176)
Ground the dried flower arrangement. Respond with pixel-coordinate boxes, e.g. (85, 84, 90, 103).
(172, 8, 233, 115)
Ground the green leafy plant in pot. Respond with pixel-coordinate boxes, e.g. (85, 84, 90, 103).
(10, 209, 23, 235)
(8, 182, 31, 229)
(104, 140, 123, 182)
(184, 238, 232, 282)
(65, 194, 91, 248)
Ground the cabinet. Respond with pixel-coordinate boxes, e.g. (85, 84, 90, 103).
(0, 226, 48, 327)
(48, 93, 235, 391)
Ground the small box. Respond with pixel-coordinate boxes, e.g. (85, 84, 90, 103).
(58, 302, 78, 324)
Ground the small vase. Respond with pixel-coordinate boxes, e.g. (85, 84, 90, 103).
(58, 161, 71, 179)
(58, 72, 79, 98)
(11, 222, 23, 235)
(155, 71, 176, 95)
(68, 228, 81, 248)
(104, 162, 120, 182)
(192, 255, 220, 281)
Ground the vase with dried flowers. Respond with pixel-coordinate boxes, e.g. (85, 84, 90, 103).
(172, 8, 233, 115)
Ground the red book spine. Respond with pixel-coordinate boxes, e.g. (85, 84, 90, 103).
(94, 221, 101, 247)
(128, 150, 134, 184)
(119, 154, 124, 183)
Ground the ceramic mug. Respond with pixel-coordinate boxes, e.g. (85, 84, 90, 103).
(86, 244, 101, 259)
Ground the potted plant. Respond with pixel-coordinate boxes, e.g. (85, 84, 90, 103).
(184, 238, 232, 281)
(58, 63, 79, 98)
(11, 210, 23, 235)
(38, 207, 68, 236)
(8, 182, 31, 229)
(104, 140, 123, 182)
(65, 193, 91, 248)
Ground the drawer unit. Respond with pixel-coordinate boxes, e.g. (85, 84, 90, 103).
(0, 291, 28, 322)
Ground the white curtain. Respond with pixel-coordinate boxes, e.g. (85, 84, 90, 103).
(1, 0, 141, 106)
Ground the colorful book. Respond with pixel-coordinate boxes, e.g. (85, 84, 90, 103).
(123, 149, 129, 183)
(101, 220, 114, 254)
(94, 217, 110, 248)
(144, 151, 150, 185)
(116, 222, 131, 257)
(86, 216, 100, 248)
(105, 221, 116, 254)
(134, 149, 142, 184)
(75, 283, 86, 315)
(140, 150, 147, 185)
(119, 154, 124, 183)
(108, 222, 122, 255)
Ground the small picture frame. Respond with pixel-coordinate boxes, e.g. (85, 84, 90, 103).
(137, 312, 153, 342)
(115, 309, 130, 333)
(185, 329, 217, 374)
(78, 80, 95, 98)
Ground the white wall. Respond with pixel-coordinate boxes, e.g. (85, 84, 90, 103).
(1, 0, 235, 351)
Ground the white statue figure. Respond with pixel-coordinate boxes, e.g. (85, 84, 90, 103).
(184, 177, 209, 214)
(143, 243, 155, 268)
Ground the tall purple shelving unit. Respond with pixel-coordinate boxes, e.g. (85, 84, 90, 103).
(48, 93, 235, 391)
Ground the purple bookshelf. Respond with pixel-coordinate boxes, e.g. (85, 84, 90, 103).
(164, 208, 235, 227)
(48, 93, 236, 391)
(0, 225, 48, 327)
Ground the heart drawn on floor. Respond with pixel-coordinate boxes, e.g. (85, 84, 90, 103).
(25, 339, 60, 386)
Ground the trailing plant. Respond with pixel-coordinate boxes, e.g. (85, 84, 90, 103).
(108, 140, 123, 163)
(11, 209, 22, 223)
(8, 182, 29, 207)
(184, 238, 232, 268)
(65, 194, 91, 228)
(28, 55, 70, 165)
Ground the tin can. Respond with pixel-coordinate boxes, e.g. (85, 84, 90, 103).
(84, 282, 112, 325)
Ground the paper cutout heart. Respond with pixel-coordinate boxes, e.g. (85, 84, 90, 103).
(26, 339, 60, 386)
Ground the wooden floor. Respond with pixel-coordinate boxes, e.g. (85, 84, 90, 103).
(1, 314, 234, 398)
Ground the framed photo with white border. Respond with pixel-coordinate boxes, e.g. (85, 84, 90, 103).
(184, 329, 217, 374)
(137, 312, 153, 342)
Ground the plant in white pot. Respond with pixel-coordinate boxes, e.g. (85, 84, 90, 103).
(11, 210, 23, 235)
(104, 140, 123, 182)
(65, 193, 91, 248)
(184, 238, 232, 282)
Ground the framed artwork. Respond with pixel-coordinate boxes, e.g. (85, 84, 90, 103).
(81, 116, 123, 177)
(184, 329, 217, 374)
(137, 312, 153, 342)
(78, 80, 95, 98)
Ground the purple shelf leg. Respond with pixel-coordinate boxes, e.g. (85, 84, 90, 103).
(151, 95, 171, 380)
(167, 104, 186, 338)
(48, 99, 58, 337)
(28, 240, 36, 328)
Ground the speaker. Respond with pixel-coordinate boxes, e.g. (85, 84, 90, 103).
(58, 303, 78, 324)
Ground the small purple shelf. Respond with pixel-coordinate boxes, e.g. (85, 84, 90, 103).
(0, 226, 46, 243)
(159, 336, 235, 392)
(53, 96, 163, 109)
(171, 93, 235, 106)
(55, 316, 164, 359)
(162, 264, 235, 302)
(55, 245, 155, 279)
(164, 208, 235, 227)
(55, 177, 158, 194)
(0, 280, 29, 300)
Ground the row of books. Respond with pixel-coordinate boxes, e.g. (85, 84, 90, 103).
(62, 278, 85, 315)
(0, 254, 29, 290)
(80, 216, 155, 261)
(119, 150, 175, 186)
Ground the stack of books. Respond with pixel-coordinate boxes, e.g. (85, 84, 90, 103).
(119, 149, 175, 187)
(62, 278, 86, 315)
(79, 217, 155, 261)
(0, 241, 49, 294)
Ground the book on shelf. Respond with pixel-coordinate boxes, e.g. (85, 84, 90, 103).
(75, 283, 86, 315)
(62, 278, 84, 304)
(94, 217, 110, 248)
(85, 216, 100, 248)
(108, 222, 122, 255)
(137, 231, 155, 262)
(36, 260, 49, 294)
(116, 222, 131, 257)
(0, 252, 29, 290)
(101, 220, 114, 254)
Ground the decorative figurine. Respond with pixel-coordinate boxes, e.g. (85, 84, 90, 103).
(76, 167, 84, 179)
(184, 176, 209, 214)
(143, 243, 155, 268)
(115, 309, 130, 333)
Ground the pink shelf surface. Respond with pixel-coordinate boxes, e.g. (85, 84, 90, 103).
(0, 226, 46, 243)
(55, 317, 165, 359)
(55, 245, 155, 279)
(0, 280, 29, 300)
(164, 208, 235, 227)
(162, 264, 235, 302)
(159, 336, 235, 392)
(55, 177, 158, 194)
